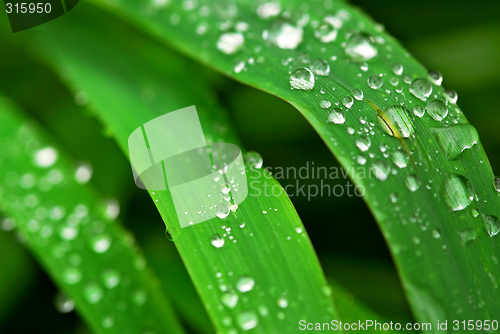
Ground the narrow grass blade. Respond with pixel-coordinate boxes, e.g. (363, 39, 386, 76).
(88, 0, 500, 323)
(0, 94, 184, 334)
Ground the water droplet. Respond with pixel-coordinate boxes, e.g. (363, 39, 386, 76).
(342, 96, 354, 108)
(472, 209, 480, 218)
(104, 198, 120, 220)
(319, 100, 331, 109)
(132, 289, 147, 306)
(211, 234, 225, 248)
(430, 124, 478, 159)
(244, 151, 263, 169)
(409, 78, 432, 100)
(431, 228, 441, 239)
(326, 109, 345, 124)
(102, 269, 121, 289)
(1, 218, 15, 231)
(221, 183, 231, 194)
(405, 174, 421, 192)
(389, 192, 399, 203)
(290, 68, 315, 90)
(391, 63, 403, 75)
(84, 283, 104, 304)
(277, 297, 288, 308)
(237, 276, 255, 293)
(35, 147, 58, 168)
(75, 162, 93, 184)
(372, 160, 391, 181)
(444, 89, 458, 104)
(258, 305, 269, 317)
(165, 229, 173, 241)
(442, 175, 473, 211)
(315, 22, 338, 43)
(234, 60, 245, 73)
(458, 229, 477, 246)
(102, 315, 114, 329)
(217, 32, 244, 54)
(310, 59, 330, 76)
(295, 227, 303, 234)
(75, 91, 89, 106)
(256, 2, 281, 19)
(428, 70, 443, 85)
(54, 292, 75, 313)
(412, 236, 421, 245)
(390, 76, 399, 86)
(377, 105, 414, 138)
(426, 99, 448, 121)
(237, 311, 258, 331)
(483, 215, 500, 237)
(92, 235, 112, 253)
(267, 21, 303, 49)
(494, 177, 500, 192)
(60, 226, 78, 240)
(353, 89, 363, 101)
(215, 203, 230, 219)
(413, 105, 425, 118)
(367, 75, 383, 89)
(345, 32, 377, 61)
(221, 290, 239, 308)
(356, 136, 371, 152)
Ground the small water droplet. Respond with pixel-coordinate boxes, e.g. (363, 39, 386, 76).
(444, 89, 458, 104)
(352, 89, 363, 101)
(310, 59, 330, 76)
(84, 283, 104, 304)
(428, 70, 443, 85)
(92, 235, 112, 253)
(256, 2, 281, 19)
(267, 21, 303, 49)
(431, 228, 441, 239)
(426, 99, 448, 121)
(132, 289, 147, 306)
(345, 32, 377, 61)
(413, 105, 425, 118)
(237, 310, 258, 331)
(211, 234, 225, 248)
(391, 150, 408, 169)
(217, 32, 244, 54)
(290, 68, 315, 90)
(237, 276, 255, 293)
(356, 136, 371, 152)
(221, 183, 231, 194)
(319, 100, 331, 109)
(372, 160, 391, 181)
(458, 229, 477, 246)
(75, 162, 92, 184)
(342, 96, 354, 108)
(409, 78, 432, 100)
(494, 177, 500, 192)
(102, 315, 114, 329)
(244, 151, 263, 169)
(442, 175, 473, 211)
(405, 174, 421, 192)
(221, 290, 239, 308)
(367, 75, 383, 89)
(326, 109, 345, 124)
(315, 22, 338, 43)
(472, 209, 480, 218)
(54, 292, 75, 313)
(391, 63, 403, 75)
(215, 203, 230, 219)
(277, 297, 288, 308)
(389, 192, 399, 203)
(35, 147, 58, 168)
(102, 269, 121, 289)
(483, 215, 500, 237)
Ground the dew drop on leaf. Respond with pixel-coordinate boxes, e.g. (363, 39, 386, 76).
(409, 78, 432, 100)
(211, 233, 225, 248)
(221, 290, 239, 308)
(244, 151, 263, 169)
(102, 269, 121, 289)
(345, 32, 377, 61)
(428, 70, 443, 85)
(92, 235, 112, 253)
(391, 63, 403, 75)
(482, 215, 500, 237)
(84, 283, 104, 304)
(319, 100, 331, 109)
(430, 124, 478, 159)
(352, 89, 363, 101)
(237, 310, 258, 331)
(377, 105, 414, 138)
(426, 99, 448, 121)
(444, 89, 458, 104)
(236, 275, 255, 293)
(391, 150, 408, 169)
(371, 160, 391, 181)
(413, 105, 425, 118)
(442, 175, 473, 212)
(310, 59, 330, 76)
(356, 136, 371, 152)
(256, 2, 281, 19)
(277, 297, 288, 308)
(342, 96, 354, 108)
(217, 32, 244, 54)
(54, 292, 75, 313)
(266, 21, 303, 50)
(326, 109, 345, 124)
(290, 67, 315, 90)
(35, 147, 58, 168)
(367, 75, 383, 89)
(215, 203, 230, 219)
(405, 174, 421, 192)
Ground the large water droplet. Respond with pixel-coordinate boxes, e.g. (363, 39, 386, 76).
(211, 234, 225, 248)
(290, 68, 315, 90)
(413, 105, 425, 118)
(267, 21, 303, 49)
(345, 32, 377, 61)
(367, 75, 383, 89)
(426, 99, 448, 121)
(237, 311, 258, 331)
(442, 175, 473, 211)
(377, 105, 414, 138)
(217, 32, 244, 54)
(483, 215, 500, 237)
(371, 160, 391, 181)
(409, 78, 432, 100)
(237, 276, 255, 293)
(405, 174, 421, 192)
(430, 124, 478, 160)
(326, 109, 345, 124)
(310, 59, 330, 76)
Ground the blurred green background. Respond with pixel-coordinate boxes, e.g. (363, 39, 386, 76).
(0, 0, 499, 332)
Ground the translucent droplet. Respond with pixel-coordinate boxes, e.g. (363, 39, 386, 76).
(84, 283, 104, 304)
(102, 269, 121, 289)
(267, 21, 303, 49)
(494, 177, 500, 192)
(104, 198, 120, 220)
(221, 290, 239, 308)
(472, 209, 480, 218)
(102, 316, 114, 329)
(342, 96, 354, 108)
(295, 227, 303, 233)
(35, 147, 58, 168)
(75, 162, 93, 184)
(444, 89, 458, 104)
(377, 105, 414, 138)
(371, 160, 391, 181)
(1, 218, 16, 231)
(409, 78, 432, 100)
(483, 215, 500, 237)
(413, 105, 425, 118)
(430, 124, 478, 160)
(165, 229, 173, 241)
(428, 70, 443, 85)
(405, 174, 421, 192)
(315, 23, 338, 43)
(221, 183, 231, 194)
(431, 228, 441, 239)
(412, 236, 421, 245)
(211, 234, 225, 248)
(356, 136, 371, 152)
(319, 100, 331, 109)
(290, 68, 315, 90)
(426, 99, 448, 121)
(237, 311, 258, 331)
(258, 305, 269, 317)
(237, 276, 255, 293)
(367, 75, 383, 89)
(60, 226, 78, 240)
(244, 151, 263, 169)
(310, 59, 330, 76)
(390, 76, 399, 86)
(54, 292, 75, 313)
(459, 229, 477, 246)
(132, 289, 147, 306)
(442, 175, 473, 211)
(326, 109, 345, 124)
(256, 2, 281, 19)
(353, 89, 363, 101)
(92, 235, 112, 253)
(345, 32, 377, 61)
(234, 60, 245, 73)
(217, 32, 244, 54)
(391, 63, 403, 75)
(391, 150, 408, 169)
(389, 192, 399, 203)
(277, 297, 288, 308)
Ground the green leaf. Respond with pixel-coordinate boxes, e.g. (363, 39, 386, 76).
(87, 0, 500, 323)
(0, 94, 184, 334)
(20, 4, 339, 333)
